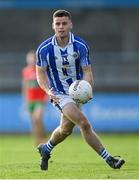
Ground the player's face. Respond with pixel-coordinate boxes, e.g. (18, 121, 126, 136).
(52, 16, 72, 38)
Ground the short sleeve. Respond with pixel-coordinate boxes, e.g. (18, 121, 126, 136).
(36, 47, 48, 67)
(80, 44, 91, 66)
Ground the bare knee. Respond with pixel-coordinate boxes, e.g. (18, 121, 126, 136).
(80, 119, 91, 132)
(32, 115, 41, 125)
(60, 127, 73, 137)
(32, 112, 42, 123)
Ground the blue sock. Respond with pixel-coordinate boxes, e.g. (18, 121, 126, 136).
(43, 140, 55, 154)
(99, 148, 110, 161)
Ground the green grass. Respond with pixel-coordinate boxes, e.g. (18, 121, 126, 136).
(0, 133, 139, 179)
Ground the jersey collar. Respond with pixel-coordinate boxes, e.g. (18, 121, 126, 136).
(52, 32, 75, 46)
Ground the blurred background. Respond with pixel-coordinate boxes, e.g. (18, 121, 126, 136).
(0, 0, 139, 133)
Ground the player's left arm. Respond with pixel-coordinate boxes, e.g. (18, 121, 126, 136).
(82, 65, 94, 88)
(79, 40, 94, 88)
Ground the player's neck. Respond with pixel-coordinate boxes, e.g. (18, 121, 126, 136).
(56, 36, 69, 48)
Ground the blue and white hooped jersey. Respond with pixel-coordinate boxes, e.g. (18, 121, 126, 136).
(36, 32, 91, 95)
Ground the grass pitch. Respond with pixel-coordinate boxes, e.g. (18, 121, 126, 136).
(0, 133, 139, 179)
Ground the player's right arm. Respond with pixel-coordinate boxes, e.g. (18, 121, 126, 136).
(36, 45, 59, 104)
(36, 65, 59, 104)
(36, 65, 49, 94)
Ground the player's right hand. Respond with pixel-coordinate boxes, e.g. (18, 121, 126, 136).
(48, 88, 59, 104)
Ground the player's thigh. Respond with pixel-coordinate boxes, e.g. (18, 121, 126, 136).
(62, 102, 88, 126)
(33, 102, 44, 119)
(60, 113, 75, 134)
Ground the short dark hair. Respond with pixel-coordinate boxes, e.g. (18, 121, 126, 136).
(53, 9, 71, 20)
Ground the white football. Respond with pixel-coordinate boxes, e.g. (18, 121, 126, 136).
(69, 80, 93, 104)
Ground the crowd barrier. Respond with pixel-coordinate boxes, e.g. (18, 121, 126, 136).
(0, 93, 139, 133)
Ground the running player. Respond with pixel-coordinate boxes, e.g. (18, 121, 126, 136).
(36, 10, 125, 170)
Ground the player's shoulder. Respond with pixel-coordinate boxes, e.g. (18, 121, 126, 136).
(36, 36, 53, 53)
(73, 34, 89, 49)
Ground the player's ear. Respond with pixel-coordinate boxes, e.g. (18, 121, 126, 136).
(52, 22, 54, 30)
(70, 22, 73, 29)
